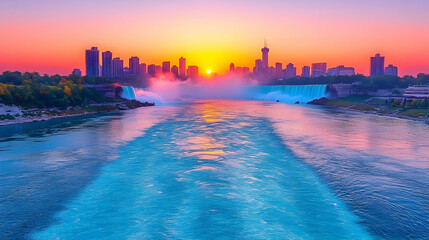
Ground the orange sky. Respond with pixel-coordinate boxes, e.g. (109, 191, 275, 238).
(1, 0, 428, 76)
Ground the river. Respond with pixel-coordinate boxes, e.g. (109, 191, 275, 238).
(0, 100, 428, 239)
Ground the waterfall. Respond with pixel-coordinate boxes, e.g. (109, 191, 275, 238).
(246, 85, 328, 103)
(121, 86, 136, 100)
(121, 86, 163, 104)
(120, 84, 327, 104)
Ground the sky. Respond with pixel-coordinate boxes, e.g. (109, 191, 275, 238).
(0, 0, 429, 76)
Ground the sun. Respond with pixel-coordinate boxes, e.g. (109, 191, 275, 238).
(206, 69, 212, 74)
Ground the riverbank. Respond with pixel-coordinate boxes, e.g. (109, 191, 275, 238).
(0, 100, 154, 126)
(309, 96, 429, 122)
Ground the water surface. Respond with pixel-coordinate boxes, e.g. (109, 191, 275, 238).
(0, 100, 428, 239)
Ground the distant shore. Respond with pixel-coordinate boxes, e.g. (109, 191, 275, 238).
(309, 97, 429, 122)
(0, 100, 154, 126)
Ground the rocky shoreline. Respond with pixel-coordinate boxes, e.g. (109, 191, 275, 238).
(0, 100, 154, 126)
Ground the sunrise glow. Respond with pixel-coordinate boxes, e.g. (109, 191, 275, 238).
(0, 0, 429, 76)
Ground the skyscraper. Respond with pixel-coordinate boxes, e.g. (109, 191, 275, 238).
(187, 66, 199, 79)
(230, 63, 235, 72)
(301, 66, 310, 77)
(129, 57, 140, 76)
(139, 63, 147, 77)
(112, 57, 124, 78)
(370, 53, 385, 77)
(254, 59, 263, 73)
(171, 65, 179, 76)
(147, 64, 156, 77)
(179, 57, 186, 77)
(162, 61, 171, 73)
(261, 44, 269, 68)
(311, 63, 327, 77)
(285, 63, 297, 79)
(102, 51, 112, 78)
(385, 64, 398, 76)
(275, 62, 283, 78)
(85, 47, 99, 77)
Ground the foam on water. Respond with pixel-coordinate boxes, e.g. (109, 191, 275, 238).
(2, 100, 427, 239)
(32, 101, 373, 240)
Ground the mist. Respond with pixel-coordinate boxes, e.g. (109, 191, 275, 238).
(135, 74, 258, 103)
(127, 74, 328, 105)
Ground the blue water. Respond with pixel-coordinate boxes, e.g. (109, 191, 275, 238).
(246, 85, 328, 103)
(121, 86, 137, 100)
(1, 100, 428, 239)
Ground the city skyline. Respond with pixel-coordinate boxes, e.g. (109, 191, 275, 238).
(82, 45, 399, 79)
(1, 0, 429, 76)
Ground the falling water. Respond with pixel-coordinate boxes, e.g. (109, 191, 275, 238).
(121, 86, 136, 100)
(121, 85, 328, 104)
(246, 85, 328, 103)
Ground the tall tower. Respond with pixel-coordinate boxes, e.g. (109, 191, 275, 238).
(261, 40, 270, 68)
(129, 57, 140, 76)
(179, 57, 186, 77)
(85, 47, 99, 77)
(162, 61, 171, 73)
(370, 53, 385, 77)
(102, 51, 112, 78)
(112, 57, 124, 78)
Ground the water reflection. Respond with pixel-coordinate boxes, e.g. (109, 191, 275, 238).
(0, 107, 177, 239)
(1, 100, 428, 240)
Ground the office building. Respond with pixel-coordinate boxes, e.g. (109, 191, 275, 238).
(254, 59, 263, 73)
(385, 64, 398, 76)
(285, 63, 297, 79)
(326, 65, 355, 76)
(311, 63, 327, 77)
(71, 69, 82, 76)
(85, 47, 99, 77)
(101, 51, 113, 78)
(187, 66, 199, 79)
(275, 62, 283, 78)
(179, 57, 186, 77)
(301, 66, 310, 77)
(147, 64, 156, 77)
(171, 65, 179, 76)
(129, 57, 139, 76)
(162, 61, 170, 73)
(139, 63, 147, 77)
(370, 53, 385, 76)
(112, 57, 124, 78)
(243, 67, 250, 74)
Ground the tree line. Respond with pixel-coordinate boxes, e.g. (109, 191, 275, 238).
(0, 71, 111, 109)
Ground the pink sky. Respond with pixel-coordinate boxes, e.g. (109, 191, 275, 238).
(0, 0, 428, 76)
